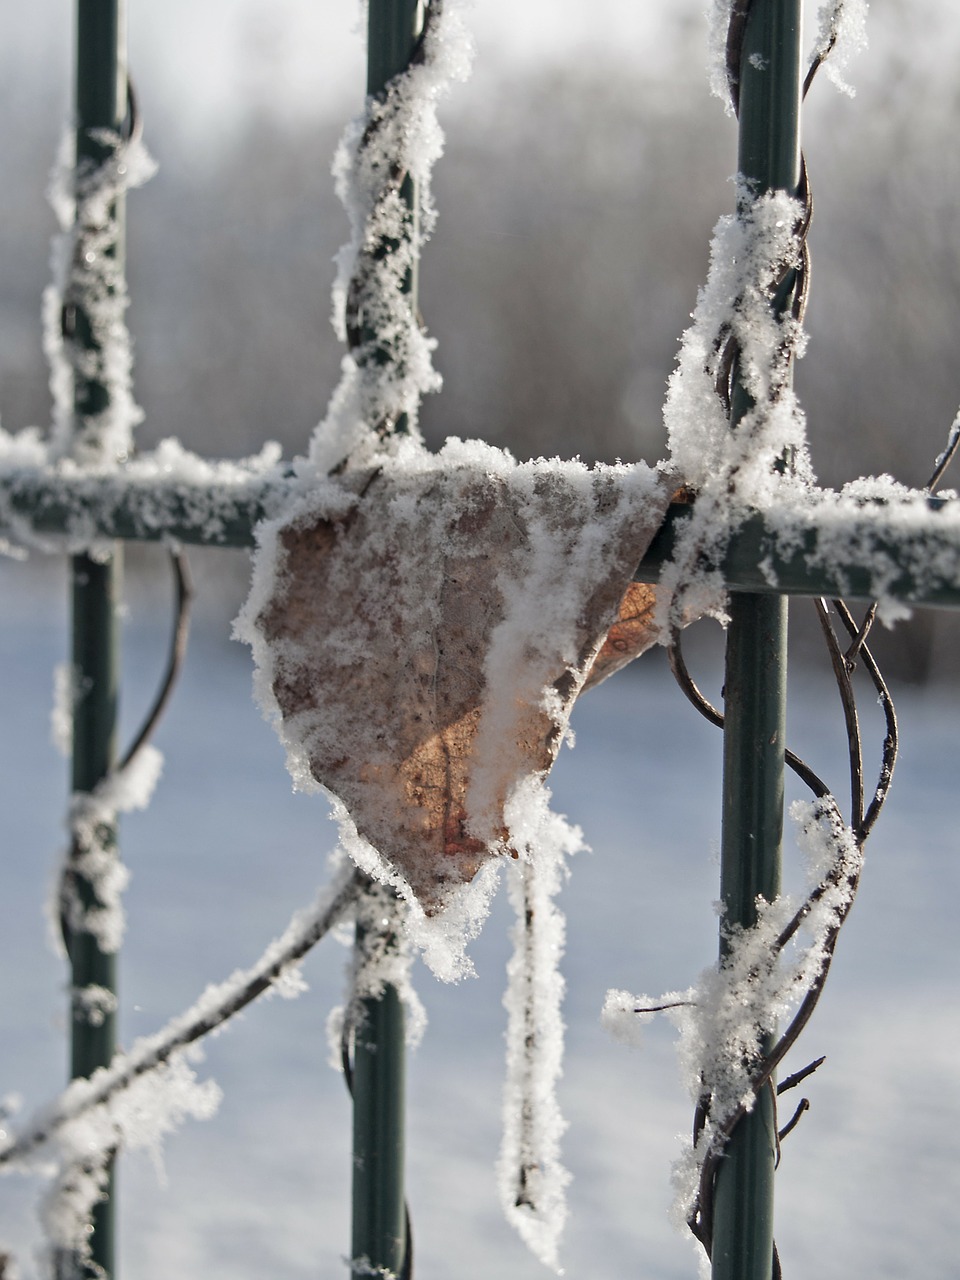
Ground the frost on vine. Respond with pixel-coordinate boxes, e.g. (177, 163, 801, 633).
(603, 801, 863, 1240)
(44, 124, 156, 466)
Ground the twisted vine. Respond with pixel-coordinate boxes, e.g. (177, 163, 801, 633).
(659, 2, 924, 1269)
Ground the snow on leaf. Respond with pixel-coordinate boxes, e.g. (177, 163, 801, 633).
(242, 444, 673, 916)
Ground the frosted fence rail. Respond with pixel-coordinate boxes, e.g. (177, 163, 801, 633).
(2, 468, 959, 610)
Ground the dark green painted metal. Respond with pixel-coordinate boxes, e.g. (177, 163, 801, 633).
(351, 979, 407, 1276)
(711, 4, 800, 1280)
(720, 593, 788, 933)
(367, 0, 424, 96)
(634, 500, 960, 609)
(348, 1, 422, 1273)
(360, 0, 423, 438)
(0, 470, 289, 547)
(712, 594, 785, 1279)
(5, 476, 960, 608)
(65, 3, 127, 1277)
(734, 0, 801, 196)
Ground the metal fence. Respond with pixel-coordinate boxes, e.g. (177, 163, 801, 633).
(1, 2, 958, 1279)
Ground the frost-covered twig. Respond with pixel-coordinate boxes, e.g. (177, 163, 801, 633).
(925, 407, 960, 494)
(685, 800, 864, 1250)
(660, 609, 894, 1256)
(666, 1, 875, 635)
(1, 865, 361, 1170)
(636, 654, 891, 1258)
(305, 0, 472, 472)
(804, 1, 869, 99)
(658, 178, 812, 631)
(45, 81, 156, 466)
(335, 878, 427, 1073)
(59, 745, 164, 956)
(497, 788, 578, 1273)
(57, 551, 194, 960)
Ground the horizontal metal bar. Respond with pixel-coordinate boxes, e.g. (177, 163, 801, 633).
(635, 497, 960, 610)
(0, 464, 292, 548)
(3, 467, 960, 609)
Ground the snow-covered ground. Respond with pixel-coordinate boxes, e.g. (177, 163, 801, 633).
(0, 561, 957, 1279)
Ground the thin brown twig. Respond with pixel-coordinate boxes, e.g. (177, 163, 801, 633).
(842, 601, 877, 668)
(777, 1097, 810, 1144)
(118, 550, 193, 772)
(829, 600, 898, 840)
(925, 413, 960, 493)
(667, 627, 830, 799)
(814, 599, 864, 831)
(777, 1055, 825, 1094)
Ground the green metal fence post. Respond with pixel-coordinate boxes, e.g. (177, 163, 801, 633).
(349, 2, 423, 1275)
(711, 3, 801, 1280)
(64, 3, 128, 1277)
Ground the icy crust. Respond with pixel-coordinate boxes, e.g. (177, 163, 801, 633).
(236, 438, 672, 974)
(56, 745, 164, 958)
(602, 800, 862, 1235)
(44, 126, 157, 466)
(0, 429, 290, 555)
(810, 0, 870, 97)
(761, 475, 960, 624)
(498, 783, 580, 1272)
(659, 186, 814, 630)
(315, 0, 474, 462)
(709, 0, 868, 108)
(706, 0, 737, 109)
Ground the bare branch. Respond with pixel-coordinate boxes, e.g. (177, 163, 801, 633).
(0, 867, 361, 1167)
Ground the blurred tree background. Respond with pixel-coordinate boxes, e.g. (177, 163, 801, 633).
(1, 5, 958, 680)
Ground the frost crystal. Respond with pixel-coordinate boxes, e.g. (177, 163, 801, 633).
(314, 0, 474, 466)
(706, 0, 738, 110)
(498, 782, 579, 1271)
(810, 0, 869, 97)
(604, 800, 862, 1234)
(659, 185, 813, 629)
(44, 126, 157, 466)
(50, 663, 80, 757)
(58, 745, 164, 955)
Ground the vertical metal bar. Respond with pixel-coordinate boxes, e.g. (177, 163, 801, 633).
(361, 0, 423, 439)
(65, 3, 127, 1277)
(351, 977, 407, 1274)
(712, 4, 801, 1280)
(349, 3, 423, 1273)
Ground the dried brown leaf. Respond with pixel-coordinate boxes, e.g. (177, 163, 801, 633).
(256, 463, 673, 911)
